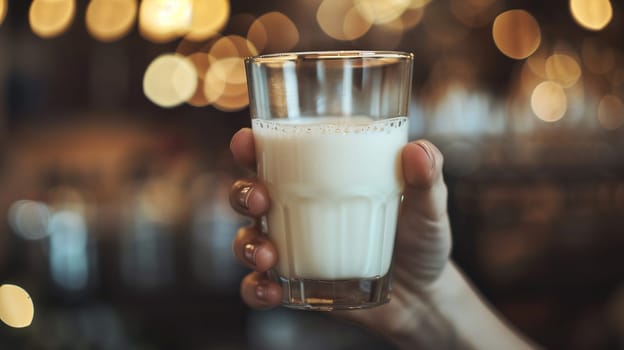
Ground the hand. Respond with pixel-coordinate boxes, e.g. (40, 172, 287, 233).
(228, 127, 455, 348)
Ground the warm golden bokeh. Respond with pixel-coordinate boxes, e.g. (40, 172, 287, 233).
(376, 0, 425, 32)
(185, 0, 229, 41)
(0, 284, 34, 328)
(344, 5, 375, 39)
(212, 92, 249, 112)
(582, 38, 615, 75)
(545, 53, 582, 88)
(570, 0, 613, 31)
(598, 94, 624, 130)
(209, 35, 257, 60)
(143, 54, 198, 108)
(29, 0, 76, 38)
(408, 0, 431, 9)
(0, 0, 7, 27)
(354, 0, 411, 25)
(316, 0, 371, 41)
(531, 81, 567, 122)
(85, 0, 137, 42)
(203, 57, 248, 111)
(492, 10, 541, 60)
(209, 36, 240, 59)
(247, 12, 298, 53)
(215, 57, 246, 85)
(139, 0, 192, 43)
(396, 6, 425, 30)
(203, 63, 227, 104)
(197, 35, 257, 111)
(186, 52, 213, 107)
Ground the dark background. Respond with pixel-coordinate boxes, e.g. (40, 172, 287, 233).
(1, 0, 623, 349)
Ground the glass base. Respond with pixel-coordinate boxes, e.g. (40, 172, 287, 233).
(276, 273, 391, 311)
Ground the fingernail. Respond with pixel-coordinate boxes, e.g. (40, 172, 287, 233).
(416, 141, 435, 174)
(243, 242, 258, 266)
(237, 183, 254, 210)
(255, 282, 267, 300)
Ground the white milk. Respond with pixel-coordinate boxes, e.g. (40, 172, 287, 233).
(252, 116, 408, 280)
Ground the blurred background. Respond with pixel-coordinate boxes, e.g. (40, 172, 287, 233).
(0, 0, 623, 349)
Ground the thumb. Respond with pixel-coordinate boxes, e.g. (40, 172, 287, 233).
(401, 140, 447, 221)
(394, 140, 452, 287)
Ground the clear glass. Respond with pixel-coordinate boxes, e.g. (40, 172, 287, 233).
(245, 51, 414, 310)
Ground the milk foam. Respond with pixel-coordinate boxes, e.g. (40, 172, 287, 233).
(253, 116, 408, 279)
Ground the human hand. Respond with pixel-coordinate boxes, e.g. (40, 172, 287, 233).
(228, 127, 454, 348)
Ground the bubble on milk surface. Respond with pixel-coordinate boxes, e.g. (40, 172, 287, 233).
(252, 117, 408, 136)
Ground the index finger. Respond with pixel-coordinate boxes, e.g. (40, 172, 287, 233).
(230, 128, 257, 170)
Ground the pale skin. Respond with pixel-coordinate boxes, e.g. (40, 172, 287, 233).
(229, 128, 540, 350)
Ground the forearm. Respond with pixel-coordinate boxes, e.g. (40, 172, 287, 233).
(422, 262, 540, 350)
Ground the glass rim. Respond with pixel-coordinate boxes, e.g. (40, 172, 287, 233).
(245, 50, 413, 64)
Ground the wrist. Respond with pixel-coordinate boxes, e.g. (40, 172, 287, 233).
(385, 262, 463, 349)
(423, 262, 538, 350)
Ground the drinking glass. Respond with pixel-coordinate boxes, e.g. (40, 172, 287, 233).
(245, 51, 413, 310)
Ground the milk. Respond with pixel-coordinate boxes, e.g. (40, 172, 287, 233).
(252, 116, 408, 280)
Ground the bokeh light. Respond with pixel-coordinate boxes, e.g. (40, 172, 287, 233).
(597, 94, 624, 130)
(0, 0, 7, 27)
(0, 284, 34, 328)
(344, 5, 376, 39)
(139, 0, 192, 43)
(354, 0, 411, 25)
(569, 0, 613, 31)
(203, 62, 227, 105)
(247, 12, 298, 53)
(374, 0, 426, 32)
(408, 0, 431, 8)
(29, 0, 76, 38)
(545, 53, 582, 88)
(185, 0, 229, 41)
(214, 35, 257, 59)
(316, 0, 371, 41)
(211, 57, 246, 86)
(211, 91, 249, 112)
(395, 6, 425, 30)
(492, 10, 541, 60)
(8, 200, 50, 240)
(531, 81, 567, 122)
(204, 35, 256, 111)
(582, 38, 615, 75)
(209, 35, 239, 59)
(85, 0, 137, 42)
(186, 52, 213, 107)
(143, 54, 198, 108)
